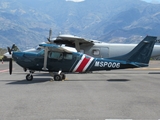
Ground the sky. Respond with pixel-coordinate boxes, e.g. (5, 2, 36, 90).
(66, 0, 85, 2)
(142, 0, 160, 3)
(66, 0, 160, 3)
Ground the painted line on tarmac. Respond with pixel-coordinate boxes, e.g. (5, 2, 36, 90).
(0, 69, 9, 73)
(133, 68, 160, 70)
(105, 119, 132, 120)
(50, 119, 79, 120)
(0, 68, 15, 73)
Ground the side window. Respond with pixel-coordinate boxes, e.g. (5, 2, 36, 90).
(64, 53, 73, 60)
(92, 49, 100, 56)
(48, 51, 63, 60)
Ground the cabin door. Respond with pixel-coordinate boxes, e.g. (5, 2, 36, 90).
(100, 47, 109, 58)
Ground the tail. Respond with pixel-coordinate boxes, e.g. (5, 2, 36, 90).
(111, 36, 157, 64)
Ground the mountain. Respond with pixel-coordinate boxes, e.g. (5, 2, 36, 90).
(97, 3, 160, 43)
(0, 0, 160, 49)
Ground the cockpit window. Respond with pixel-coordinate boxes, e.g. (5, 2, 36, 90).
(48, 51, 73, 60)
(48, 51, 63, 60)
(64, 53, 73, 60)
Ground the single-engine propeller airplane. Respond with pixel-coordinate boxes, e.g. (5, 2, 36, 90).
(8, 36, 157, 81)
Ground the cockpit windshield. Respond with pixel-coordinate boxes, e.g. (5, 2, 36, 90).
(23, 46, 44, 53)
(38, 50, 45, 55)
(36, 46, 43, 51)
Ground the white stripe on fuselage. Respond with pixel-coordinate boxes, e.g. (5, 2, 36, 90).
(82, 57, 94, 72)
(73, 55, 85, 72)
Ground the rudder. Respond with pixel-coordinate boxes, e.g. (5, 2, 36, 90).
(111, 36, 157, 64)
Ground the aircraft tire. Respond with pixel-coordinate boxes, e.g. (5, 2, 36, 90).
(54, 74, 62, 81)
(26, 74, 33, 81)
(61, 73, 66, 80)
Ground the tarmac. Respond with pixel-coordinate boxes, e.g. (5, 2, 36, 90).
(0, 61, 160, 120)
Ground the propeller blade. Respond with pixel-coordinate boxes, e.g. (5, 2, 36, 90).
(7, 47, 11, 54)
(11, 44, 14, 51)
(49, 29, 52, 39)
(7, 46, 12, 74)
(9, 58, 12, 75)
(48, 29, 52, 42)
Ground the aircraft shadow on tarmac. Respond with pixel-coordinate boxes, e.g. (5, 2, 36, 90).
(6, 78, 50, 85)
(148, 72, 160, 74)
(5, 71, 131, 84)
(5, 78, 130, 85)
(107, 79, 130, 82)
(60, 79, 130, 82)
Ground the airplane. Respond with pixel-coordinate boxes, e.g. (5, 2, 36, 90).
(48, 29, 160, 58)
(7, 35, 157, 81)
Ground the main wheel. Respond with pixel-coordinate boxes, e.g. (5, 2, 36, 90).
(26, 74, 33, 81)
(61, 73, 66, 80)
(54, 74, 62, 81)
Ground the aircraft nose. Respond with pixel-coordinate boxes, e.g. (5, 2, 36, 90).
(12, 52, 24, 61)
(3, 52, 12, 59)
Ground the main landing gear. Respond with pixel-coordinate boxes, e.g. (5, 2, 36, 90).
(50, 70, 66, 81)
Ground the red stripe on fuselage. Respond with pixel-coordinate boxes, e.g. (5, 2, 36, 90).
(75, 57, 90, 72)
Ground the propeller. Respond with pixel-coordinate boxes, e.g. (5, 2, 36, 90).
(47, 28, 52, 43)
(7, 47, 12, 75)
(11, 44, 15, 51)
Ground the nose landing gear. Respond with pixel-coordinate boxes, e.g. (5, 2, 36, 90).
(26, 71, 35, 81)
(26, 74, 33, 81)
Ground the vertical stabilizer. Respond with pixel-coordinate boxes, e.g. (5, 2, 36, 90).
(111, 36, 157, 64)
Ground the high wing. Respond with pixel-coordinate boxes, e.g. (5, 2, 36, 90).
(54, 34, 94, 51)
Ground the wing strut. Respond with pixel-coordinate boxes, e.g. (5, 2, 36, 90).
(75, 40, 80, 52)
(42, 47, 48, 70)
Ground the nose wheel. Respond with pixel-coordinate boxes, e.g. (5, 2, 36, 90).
(26, 74, 33, 81)
(26, 71, 34, 81)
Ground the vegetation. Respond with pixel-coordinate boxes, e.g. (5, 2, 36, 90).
(0, 56, 3, 60)
(0, 48, 7, 60)
(0, 48, 7, 55)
